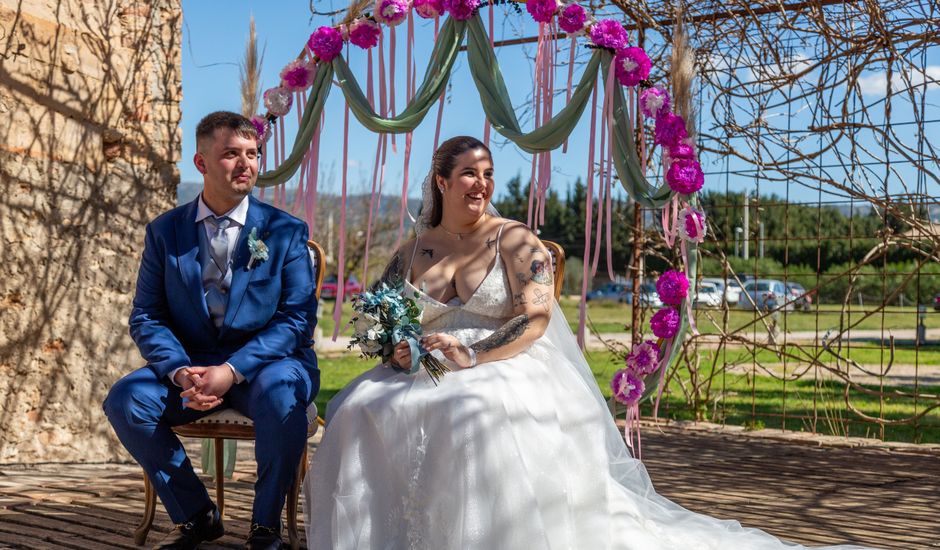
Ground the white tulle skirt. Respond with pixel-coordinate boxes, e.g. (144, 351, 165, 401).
(303, 332, 870, 550)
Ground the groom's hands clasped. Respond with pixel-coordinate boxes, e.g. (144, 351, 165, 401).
(176, 365, 235, 411)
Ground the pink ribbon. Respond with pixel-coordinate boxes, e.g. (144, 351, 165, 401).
(577, 79, 599, 349)
(332, 102, 351, 341)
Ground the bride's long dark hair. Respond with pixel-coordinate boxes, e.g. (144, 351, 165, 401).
(428, 136, 492, 228)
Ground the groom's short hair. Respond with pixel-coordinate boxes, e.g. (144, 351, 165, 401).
(196, 111, 259, 151)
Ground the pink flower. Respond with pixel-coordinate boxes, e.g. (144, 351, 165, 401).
(279, 59, 316, 91)
(639, 86, 669, 119)
(589, 19, 628, 51)
(414, 0, 445, 18)
(656, 270, 689, 306)
(250, 115, 271, 143)
(626, 340, 662, 376)
(668, 140, 696, 160)
(374, 0, 411, 26)
(666, 158, 704, 195)
(611, 368, 645, 405)
(654, 111, 688, 148)
(443, 0, 479, 20)
(558, 3, 588, 34)
(650, 308, 681, 339)
(614, 47, 651, 87)
(679, 207, 707, 243)
(308, 26, 344, 63)
(348, 18, 382, 49)
(263, 86, 293, 117)
(527, 0, 559, 24)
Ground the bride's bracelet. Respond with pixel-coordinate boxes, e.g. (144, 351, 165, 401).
(466, 348, 477, 368)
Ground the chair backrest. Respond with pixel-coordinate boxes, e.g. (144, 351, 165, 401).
(307, 240, 326, 300)
(541, 240, 566, 300)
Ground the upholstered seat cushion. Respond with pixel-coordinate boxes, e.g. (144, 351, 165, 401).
(189, 402, 319, 438)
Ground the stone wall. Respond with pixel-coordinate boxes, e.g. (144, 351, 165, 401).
(0, 0, 181, 462)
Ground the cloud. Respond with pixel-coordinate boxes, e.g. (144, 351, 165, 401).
(857, 65, 940, 96)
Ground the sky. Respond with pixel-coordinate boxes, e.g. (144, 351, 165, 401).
(178, 1, 940, 207)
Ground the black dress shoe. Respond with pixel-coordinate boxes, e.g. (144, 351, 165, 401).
(154, 504, 224, 550)
(245, 523, 283, 550)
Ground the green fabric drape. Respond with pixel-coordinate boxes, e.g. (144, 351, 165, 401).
(465, 17, 600, 153)
(257, 64, 334, 187)
(332, 18, 468, 134)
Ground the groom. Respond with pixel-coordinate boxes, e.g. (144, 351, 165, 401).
(104, 111, 319, 550)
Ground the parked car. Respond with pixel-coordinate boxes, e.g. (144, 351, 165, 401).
(786, 282, 813, 312)
(585, 282, 629, 302)
(622, 283, 663, 307)
(694, 281, 723, 308)
(586, 282, 662, 306)
(738, 279, 793, 311)
(701, 277, 744, 305)
(321, 275, 362, 300)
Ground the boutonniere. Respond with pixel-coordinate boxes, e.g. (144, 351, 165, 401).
(247, 227, 269, 269)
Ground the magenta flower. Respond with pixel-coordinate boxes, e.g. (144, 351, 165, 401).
(654, 111, 688, 148)
(669, 141, 696, 160)
(414, 0, 445, 18)
(656, 270, 689, 306)
(375, 0, 411, 26)
(626, 340, 662, 376)
(443, 0, 479, 20)
(279, 59, 316, 91)
(250, 115, 271, 143)
(614, 47, 651, 87)
(308, 26, 344, 63)
(348, 18, 382, 49)
(263, 86, 293, 117)
(679, 207, 707, 243)
(527, 0, 559, 24)
(666, 158, 705, 195)
(558, 3, 588, 34)
(589, 19, 628, 51)
(650, 308, 681, 339)
(611, 368, 645, 405)
(640, 86, 670, 119)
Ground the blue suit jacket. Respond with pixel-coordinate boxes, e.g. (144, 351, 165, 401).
(129, 195, 318, 383)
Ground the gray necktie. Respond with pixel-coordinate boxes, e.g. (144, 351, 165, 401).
(204, 216, 231, 328)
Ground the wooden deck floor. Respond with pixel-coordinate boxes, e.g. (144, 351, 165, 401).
(0, 426, 937, 549)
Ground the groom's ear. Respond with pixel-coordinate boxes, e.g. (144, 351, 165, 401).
(194, 152, 207, 175)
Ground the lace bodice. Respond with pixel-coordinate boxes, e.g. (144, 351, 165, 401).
(404, 225, 515, 342)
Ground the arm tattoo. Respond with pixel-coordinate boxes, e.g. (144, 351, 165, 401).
(529, 259, 554, 286)
(512, 291, 527, 308)
(470, 314, 530, 353)
(373, 251, 404, 290)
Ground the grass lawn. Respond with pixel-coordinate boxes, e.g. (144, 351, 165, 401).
(316, 350, 940, 444)
(559, 297, 940, 336)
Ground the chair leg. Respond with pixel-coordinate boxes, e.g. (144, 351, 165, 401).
(287, 446, 308, 550)
(213, 437, 226, 518)
(134, 469, 157, 546)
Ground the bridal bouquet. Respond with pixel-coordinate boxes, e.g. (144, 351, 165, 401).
(348, 283, 450, 383)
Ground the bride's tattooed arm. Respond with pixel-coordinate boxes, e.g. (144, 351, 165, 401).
(467, 223, 554, 365)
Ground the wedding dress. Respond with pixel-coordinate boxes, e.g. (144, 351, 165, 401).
(303, 226, 870, 550)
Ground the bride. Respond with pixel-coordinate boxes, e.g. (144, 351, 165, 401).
(304, 136, 870, 549)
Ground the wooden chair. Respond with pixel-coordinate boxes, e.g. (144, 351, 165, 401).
(134, 240, 327, 550)
(541, 240, 566, 299)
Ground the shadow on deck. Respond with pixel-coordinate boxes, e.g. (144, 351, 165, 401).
(0, 426, 937, 549)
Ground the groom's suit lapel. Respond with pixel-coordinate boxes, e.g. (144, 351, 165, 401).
(220, 197, 269, 336)
(174, 199, 214, 334)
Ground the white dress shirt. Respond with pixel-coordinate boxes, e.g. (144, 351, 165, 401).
(169, 194, 249, 387)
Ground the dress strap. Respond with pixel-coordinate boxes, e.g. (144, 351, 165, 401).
(494, 222, 510, 255)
